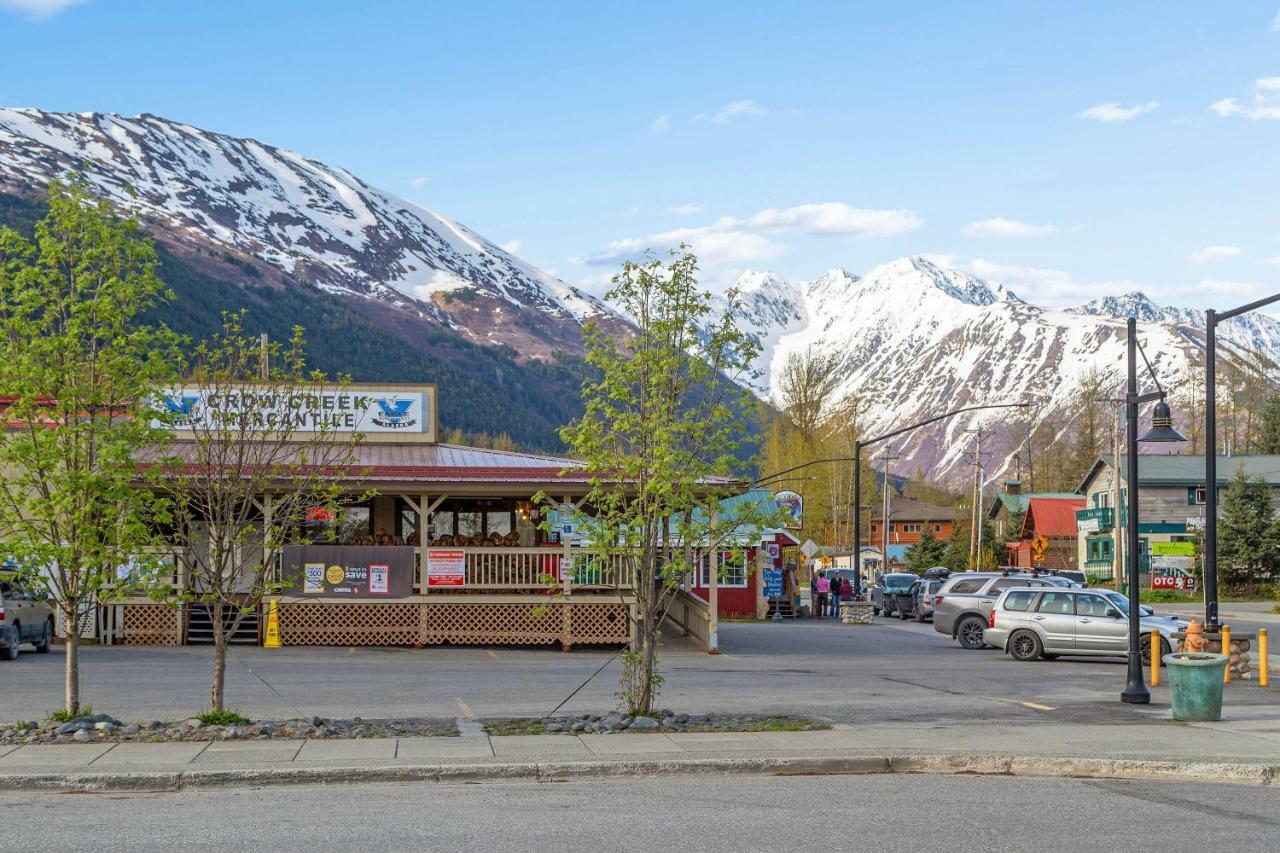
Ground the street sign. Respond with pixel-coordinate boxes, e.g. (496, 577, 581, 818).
(800, 539, 819, 558)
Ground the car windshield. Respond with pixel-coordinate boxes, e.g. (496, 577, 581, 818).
(884, 575, 915, 591)
(1100, 592, 1129, 615)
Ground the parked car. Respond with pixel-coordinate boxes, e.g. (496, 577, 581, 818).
(932, 572, 1062, 649)
(0, 572, 55, 661)
(910, 577, 946, 622)
(871, 573, 918, 618)
(985, 587, 1182, 663)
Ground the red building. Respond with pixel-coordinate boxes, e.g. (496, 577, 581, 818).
(1006, 496, 1085, 570)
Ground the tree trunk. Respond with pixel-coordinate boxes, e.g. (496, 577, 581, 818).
(64, 624, 80, 714)
(211, 601, 226, 711)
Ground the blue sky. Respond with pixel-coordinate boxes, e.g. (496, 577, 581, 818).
(1, 0, 1278, 307)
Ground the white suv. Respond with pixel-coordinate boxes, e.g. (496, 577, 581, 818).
(0, 572, 55, 660)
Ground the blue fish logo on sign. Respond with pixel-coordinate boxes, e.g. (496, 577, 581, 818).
(161, 395, 199, 427)
(371, 397, 417, 429)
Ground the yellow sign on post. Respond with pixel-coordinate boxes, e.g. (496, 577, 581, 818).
(264, 599, 282, 648)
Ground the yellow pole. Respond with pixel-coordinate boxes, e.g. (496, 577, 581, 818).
(1221, 624, 1231, 684)
(1150, 629, 1160, 687)
(1259, 629, 1269, 688)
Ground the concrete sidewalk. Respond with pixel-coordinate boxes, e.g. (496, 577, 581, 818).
(2, 717, 1277, 792)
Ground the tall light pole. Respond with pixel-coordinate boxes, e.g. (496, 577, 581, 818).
(1121, 317, 1186, 705)
(1205, 293, 1280, 629)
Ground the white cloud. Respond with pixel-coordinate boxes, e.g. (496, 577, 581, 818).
(499, 239, 523, 254)
(1079, 101, 1160, 122)
(1210, 76, 1280, 119)
(667, 203, 704, 215)
(0, 0, 88, 18)
(1190, 245, 1243, 264)
(649, 115, 670, 133)
(408, 176, 428, 188)
(580, 202, 921, 268)
(962, 217, 1058, 238)
(1259, 256, 1280, 268)
(694, 99, 785, 123)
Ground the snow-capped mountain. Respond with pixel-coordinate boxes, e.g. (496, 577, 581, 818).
(0, 108, 620, 356)
(734, 258, 1280, 483)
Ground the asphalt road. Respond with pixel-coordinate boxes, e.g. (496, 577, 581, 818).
(2, 618, 1273, 724)
(2, 774, 1275, 852)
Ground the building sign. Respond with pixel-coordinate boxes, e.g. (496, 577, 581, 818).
(1077, 516, 1100, 533)
(763, 568, 783, 598)
(284, 545, 415, 597)
(155, 384, 437, 439)
(774, 491, 804, 530)
(426, 548, 466, 587)
(1151, 541, 1195, 557)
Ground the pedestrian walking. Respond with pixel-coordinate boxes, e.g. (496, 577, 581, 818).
(815, 570, 830, 618)
(809, 569, 820, 618)
(828, 571, 842, 619)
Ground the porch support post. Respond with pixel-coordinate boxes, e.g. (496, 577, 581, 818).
(261, 492, 274, 587)
(708, 505, 719, 654)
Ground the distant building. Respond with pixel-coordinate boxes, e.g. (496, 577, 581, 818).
(1074, 454, 1280, 580)
(1005, 496, 1086, 570)
(986, 480, 1082, 543)
(860, 498, 955, 566)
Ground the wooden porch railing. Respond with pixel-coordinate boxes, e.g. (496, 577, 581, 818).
(428, 547, 635, 591)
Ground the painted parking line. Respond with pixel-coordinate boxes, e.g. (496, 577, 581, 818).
(983, 696, 1056, 712)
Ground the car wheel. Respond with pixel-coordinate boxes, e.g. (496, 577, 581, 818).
(871, 607, 881, 616)
(34, 619, 52, 654)
(1139, 634, 1171, 666)
(0, 632, 17, 662)
(1009, 630, 1043, 662)
(956, 616, 987, 650)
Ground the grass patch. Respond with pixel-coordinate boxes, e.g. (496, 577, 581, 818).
(741, 715, 829, 732)
(196, 709, 251, 727)
(48, 706, 92, 723)
(482, 718, 546, 736)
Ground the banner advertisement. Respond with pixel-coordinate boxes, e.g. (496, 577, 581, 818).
(426, 548, 466, 587)
(283, 545, 415, 597)
(774, 491, 804, 530)
(155, 385, 435, 436)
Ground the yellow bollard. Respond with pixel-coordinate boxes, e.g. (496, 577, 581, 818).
(1260, 629, 1269, 688)
(1150, 629, 1161, 687)
(1221, 624, 1231, 684)
(264, 599, 282, 649)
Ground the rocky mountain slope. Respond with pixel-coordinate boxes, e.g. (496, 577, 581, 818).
(0, 108, 623, 359)
(733, 257, 1280, 483)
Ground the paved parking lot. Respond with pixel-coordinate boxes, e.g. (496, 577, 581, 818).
(1, 617, 1274, 724)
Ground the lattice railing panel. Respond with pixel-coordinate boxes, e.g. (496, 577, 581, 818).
(120, 604, 178, 646)
(421, 603, 563, 645)
(279, 603, 419, 646)
(568, 603, 629, 644)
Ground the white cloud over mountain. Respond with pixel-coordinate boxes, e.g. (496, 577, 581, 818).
(1211, 76, 1280, 119)
(1190, 245, 1243, 264)
(1079, 101, 1159, 122)
(962, 217, 1058, 237)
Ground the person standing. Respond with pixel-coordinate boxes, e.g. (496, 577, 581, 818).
(829, 571, 842, 620)
(810, 569, 821, 618)
(815, 570, 830, 618)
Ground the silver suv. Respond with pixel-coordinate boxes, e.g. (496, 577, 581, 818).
(985, 587, 1181, 663)
(932, 572, 1063, 650)
(0, 572, 55, 661)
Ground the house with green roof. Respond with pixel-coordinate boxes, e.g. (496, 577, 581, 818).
(1074, 453, 1280, 579)
(986, 481, 1082, 543)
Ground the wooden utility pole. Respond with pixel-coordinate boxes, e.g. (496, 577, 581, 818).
(880, 446, 901, 571)
(967, 428, 986, 569)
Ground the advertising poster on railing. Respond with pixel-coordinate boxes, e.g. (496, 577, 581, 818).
(427, 548, 466, 587)
(283, 545, 414, 597)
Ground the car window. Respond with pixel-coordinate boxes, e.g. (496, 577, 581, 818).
(1003, 590, 1038, 612)
(1075, 595, 1111, 617)
(1036, 591, 1074, 614)
(948, 578, 987, 594)
(927, 581, 943, 593)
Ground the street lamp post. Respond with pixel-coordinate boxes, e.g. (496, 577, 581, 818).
(1121, 317, 1187, 705)
(1204, 292, 1280, 629)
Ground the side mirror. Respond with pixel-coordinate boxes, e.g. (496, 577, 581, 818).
(1106, 608, 1122, 619)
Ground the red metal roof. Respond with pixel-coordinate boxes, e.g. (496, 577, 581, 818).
(1022, 496, 1086, 538)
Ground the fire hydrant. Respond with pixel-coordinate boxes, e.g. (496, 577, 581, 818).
(1184, 618, 1209, 653)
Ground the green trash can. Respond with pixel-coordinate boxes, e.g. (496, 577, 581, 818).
(1163, 653, 1229, 722)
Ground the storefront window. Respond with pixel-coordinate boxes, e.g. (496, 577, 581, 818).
(486, 511, 513, 536)
(334, 506, 369, 543)
(457, 511, 483, 539)
(429, 511, 454, 540)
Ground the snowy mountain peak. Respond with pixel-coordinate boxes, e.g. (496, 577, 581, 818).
(1070, 291, 1184, 324)
(860, 255, 1003, 306)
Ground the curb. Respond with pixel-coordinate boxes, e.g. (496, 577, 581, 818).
(0, 752, 1273, 794)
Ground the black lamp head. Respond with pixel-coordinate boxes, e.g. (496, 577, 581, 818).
(1139, 400, 1187, 443)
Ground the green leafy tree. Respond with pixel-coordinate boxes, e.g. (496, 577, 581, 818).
(1218, 466, 1277, 591)
(553, 248, 772, 716)
(1253, 395, 1280, 455)
(163, 312, 367, 711)
(0, 180, 179, 713)
(905, 529, 949, 571)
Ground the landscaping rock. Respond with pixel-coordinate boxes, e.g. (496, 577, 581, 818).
(71, 728, 92, 743)
(628, 716, 661, 731)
